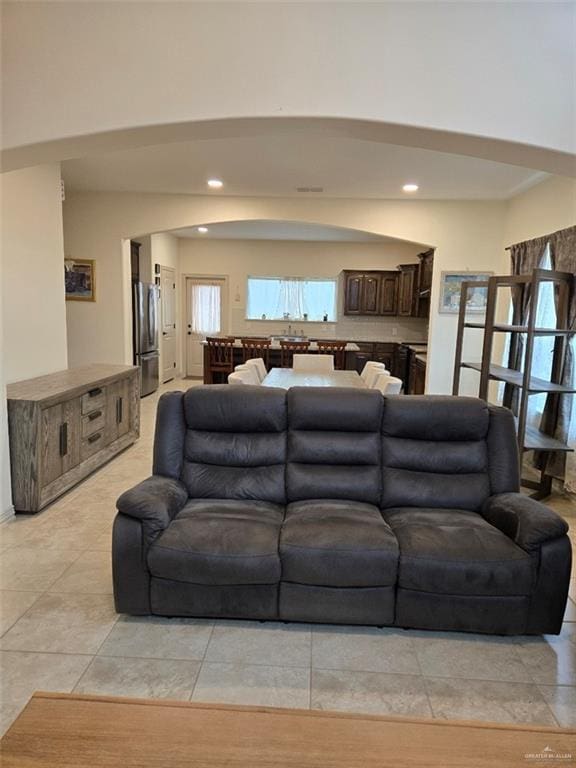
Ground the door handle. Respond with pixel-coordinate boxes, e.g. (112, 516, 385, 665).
(59, 423, 68, 457)
(187, 331, 191, 336)
(117, 397, 123, 424)
(162, 332, 167, 336)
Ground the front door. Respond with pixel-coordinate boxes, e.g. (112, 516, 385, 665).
(160, 266, 177, 382)
(186, 277, 227, 378)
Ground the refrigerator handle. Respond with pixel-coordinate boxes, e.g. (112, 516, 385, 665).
(148, 287, 155, 347)
(133, 282, 141, 357)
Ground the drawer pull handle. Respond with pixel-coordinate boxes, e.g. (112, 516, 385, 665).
(88, 388, 102, 398)
(88, 433, 101, 444)
(59, 423, 68, 457)
(116, 397, 123, 424)
(88, 410, 102, 421)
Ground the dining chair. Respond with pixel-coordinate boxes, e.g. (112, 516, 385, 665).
(244, 357, 267, 382)
(373, 373, 403, 394)
(228, 370, 256, 385)
(241, 338, 271, 369)
(234, 363, 261, 385)
(206, 337, 236, 383)
(279, 340, 310, 368)
(360, 361, 387, 382)
(316, 340, 347, 370)
(293, 354, 334, 373)
(365, 365, 389, 389)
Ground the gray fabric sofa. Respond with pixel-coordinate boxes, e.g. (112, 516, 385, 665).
(112, 386, 572, 635)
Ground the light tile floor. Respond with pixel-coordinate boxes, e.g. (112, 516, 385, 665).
(1, 378, 576, 734)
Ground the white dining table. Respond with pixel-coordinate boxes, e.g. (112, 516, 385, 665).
(261, 368, 366, 389)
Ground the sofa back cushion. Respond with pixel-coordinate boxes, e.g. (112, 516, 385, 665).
(181, 386, 287, 504)
(381, 396, 492, 511)
(286, 387, 383, 504)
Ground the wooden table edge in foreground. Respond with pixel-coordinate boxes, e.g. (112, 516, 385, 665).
(1, 692, 575, 768)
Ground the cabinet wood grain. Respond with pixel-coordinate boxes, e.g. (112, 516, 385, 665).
(343, 271, 398, 316)
(7, 364, 139, 513)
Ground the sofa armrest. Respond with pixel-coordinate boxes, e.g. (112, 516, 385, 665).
(482, 492, 569, 553)
(116, 476, 188, 531)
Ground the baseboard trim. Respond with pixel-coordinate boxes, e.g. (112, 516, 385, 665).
(0, 504, 15, 524)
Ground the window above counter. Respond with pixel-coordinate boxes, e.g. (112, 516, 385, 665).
(246, 276, 337, 322)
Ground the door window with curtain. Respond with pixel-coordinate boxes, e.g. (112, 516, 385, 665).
(190, 283, 221, 335)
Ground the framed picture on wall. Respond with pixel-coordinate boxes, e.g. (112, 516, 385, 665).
(439, 271, 493, 314)
(65, 258, 95, 301)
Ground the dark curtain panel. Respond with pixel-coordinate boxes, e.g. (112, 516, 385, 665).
(507, 238, 548, 412)
(540, 225, 576, 478)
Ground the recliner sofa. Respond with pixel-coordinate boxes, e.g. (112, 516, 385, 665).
(112, 386, 572, 635)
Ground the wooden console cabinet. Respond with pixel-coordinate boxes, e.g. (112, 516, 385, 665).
(7, 364, 139, 513)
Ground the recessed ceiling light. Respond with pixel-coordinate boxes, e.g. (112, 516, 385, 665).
(402, 183, 419, 193)
(197, 226, 209, 234)
(207, 179, 223, 189)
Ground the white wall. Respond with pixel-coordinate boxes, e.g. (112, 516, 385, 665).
(0, 163, 68, 516)
(63, 190, 509, 394)
(2, 2, 574, 172)
(178, 238, 427, 372)
(504, 176, 576, 247)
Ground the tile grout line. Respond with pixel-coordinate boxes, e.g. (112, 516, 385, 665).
(309, 628, 313, 710)
(0, 549, 89, 640)
(408, 629, 435, 718)
(189, 620, 217, 702)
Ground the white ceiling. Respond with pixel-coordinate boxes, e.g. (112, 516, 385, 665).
(62, 134, 546, 200)
(171, 220, 400, 243)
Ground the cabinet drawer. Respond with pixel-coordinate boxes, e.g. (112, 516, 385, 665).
(81, 409, 106, 437)
(81, 388, 106, 414)
(80, 431, 104, 461)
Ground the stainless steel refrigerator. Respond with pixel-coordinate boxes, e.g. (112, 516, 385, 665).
(133, 281, 160, 397)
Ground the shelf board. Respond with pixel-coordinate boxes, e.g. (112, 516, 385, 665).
(460, 362, 576, 394)
(464, 322, 573, 335)
(522, 424, 573, 453)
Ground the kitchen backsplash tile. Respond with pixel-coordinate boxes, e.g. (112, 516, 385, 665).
(231, 308, 428, 343)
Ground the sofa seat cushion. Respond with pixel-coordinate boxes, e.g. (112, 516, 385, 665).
(147, 499, 284, 586)
(280, 500, 398, 587)
(383, 508, 534, 597)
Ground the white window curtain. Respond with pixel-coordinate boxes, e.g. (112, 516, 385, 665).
(275, 279, 305, 320)
(190, 284, 220, 335)
(246, 277, 336, 321)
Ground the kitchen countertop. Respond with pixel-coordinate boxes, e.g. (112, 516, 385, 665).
(202, 339, 360, 352)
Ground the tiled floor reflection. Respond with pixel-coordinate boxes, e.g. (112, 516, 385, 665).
(1, 378, 575, 734)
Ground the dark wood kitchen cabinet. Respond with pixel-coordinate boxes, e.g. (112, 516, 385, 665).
(416, 249, 434, 318)
(343, 271, 398, 316)
(351, 341, 397, 374)
(409, 355, 427, 395)
(380, 273, 398, 315)
(398, 264, 419, 316)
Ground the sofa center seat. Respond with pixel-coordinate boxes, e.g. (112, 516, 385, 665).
(281, 499, 398, 587)
(147, 499, 284, 586)
(383, 507, 534, 597)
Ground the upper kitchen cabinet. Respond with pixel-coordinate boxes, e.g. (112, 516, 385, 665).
(416, 248, 434, 318)
(397, 264, 419, 316)
(343, 271, 398, 316)
(397, 250, 435, 318)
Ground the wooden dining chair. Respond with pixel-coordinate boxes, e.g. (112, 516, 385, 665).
(240, 338, 271, 369)
(279, 340, 310, 368)
(316, 340, 347, 370)
(206, 337, 236, 383)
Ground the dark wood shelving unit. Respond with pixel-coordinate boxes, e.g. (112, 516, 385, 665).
(452, 269, 574, 498)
